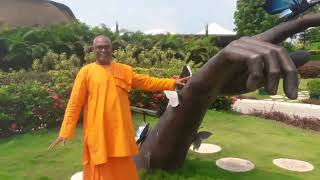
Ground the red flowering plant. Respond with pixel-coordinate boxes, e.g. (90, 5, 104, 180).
(0, 70, 76, 137)
(130, 90, 168, 115)
(151, 93, 168, 115)
(0, 82, 51, 133)
(0, 75, 72, 135)
(0, 88, 21, 137)
(209, 96, 237, 111)
(231, 96, 238, 104)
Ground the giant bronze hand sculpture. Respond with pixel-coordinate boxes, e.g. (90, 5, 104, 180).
(134, 14, 320, 170)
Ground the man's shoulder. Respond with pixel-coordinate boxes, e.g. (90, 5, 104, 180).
(80, 63, 95, 71)
(113, 62, 133, 80)
(114, 62, 132, 71)
(75, 63, 95, 76)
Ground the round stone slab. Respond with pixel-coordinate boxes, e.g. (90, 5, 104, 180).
(216, 157, 255, 172)
(70, 171, 83, 180)
(189, 143, 222, 154)
(273, 158, 314, 172)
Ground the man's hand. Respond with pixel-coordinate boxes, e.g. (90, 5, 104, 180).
(48, 136, 67, 150)
(173, 76, 190, 87)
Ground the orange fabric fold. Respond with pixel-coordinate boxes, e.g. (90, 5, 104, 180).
(83, 157, 139, 180)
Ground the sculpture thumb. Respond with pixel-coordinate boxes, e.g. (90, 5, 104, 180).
(289, 50, 310, 68)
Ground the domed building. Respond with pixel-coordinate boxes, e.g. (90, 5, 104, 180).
(0, 0, 76, 29)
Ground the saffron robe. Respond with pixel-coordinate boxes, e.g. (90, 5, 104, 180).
(59, 61, 175, 165)
(83, 157, 139, 180)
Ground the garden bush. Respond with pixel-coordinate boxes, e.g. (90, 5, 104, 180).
(249, 109, 320, 131)
(298, 61, 320, 78)
(208, 96, 237, 111)
(0, 70, 76, 137)
(0, 70, 51, 85)
(0, 82, 61, 135)
(301, 98, 320, 105)
(307, 79, 320, 99)
(309, 49, 320, 55)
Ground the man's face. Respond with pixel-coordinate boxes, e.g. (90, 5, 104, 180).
(93, 37, 113, 65)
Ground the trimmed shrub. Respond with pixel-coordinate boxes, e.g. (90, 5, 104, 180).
(307, 79, 320, 99)
(298, 61, 320, 78)
(0, 70, 75, 137)
(0, 70, 51, 85)
(0, 82, 57, 134)
(209, 96, 237, 111)
(309, 49, 320, 55)
(301, 98, 320, 105)
(249, 109, 320, 131)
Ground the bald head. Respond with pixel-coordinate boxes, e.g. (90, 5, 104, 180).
(93, 35, 113, 65)
(93, 35, 111, 47)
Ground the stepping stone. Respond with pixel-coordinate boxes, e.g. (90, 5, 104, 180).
(275, 99, 284, 102)
(71, 171, 83, 180)
(264, 99, 273, 101)
(270, 95, 284, 99)
(216, 157, 255, 172)
(301, 91, 309, 93)
(189, 143, 222, 154)
(273, 158, 314, 172)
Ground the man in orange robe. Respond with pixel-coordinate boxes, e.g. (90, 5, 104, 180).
(48, 35, 189, 180)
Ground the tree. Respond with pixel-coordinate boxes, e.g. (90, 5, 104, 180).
(0, 22, 93, 70)
(300, 27, 320, 46)
(234, 0, 278, 36)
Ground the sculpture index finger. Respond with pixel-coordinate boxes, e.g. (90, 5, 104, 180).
(253, 13, 320, 44)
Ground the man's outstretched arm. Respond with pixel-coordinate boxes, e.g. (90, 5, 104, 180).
(132, 72, 189, 91)
(48, 68, 88, 150)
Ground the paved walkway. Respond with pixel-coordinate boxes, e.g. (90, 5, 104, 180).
(233, 99, 320, 119)
(262, 91, 310, 102)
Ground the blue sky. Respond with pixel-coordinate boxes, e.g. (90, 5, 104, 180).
(53, 0, 237, 34)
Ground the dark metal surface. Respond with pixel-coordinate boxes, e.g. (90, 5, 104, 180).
(134, 14, 320, 170)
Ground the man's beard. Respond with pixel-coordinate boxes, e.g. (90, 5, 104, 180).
(96, 53, 112, 64)
(97, 57, 112, 64)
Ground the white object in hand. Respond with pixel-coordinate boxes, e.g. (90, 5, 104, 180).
(135, 123, 147, 140)
(164, 90, 179, 107)
(136, 126, 145, 136)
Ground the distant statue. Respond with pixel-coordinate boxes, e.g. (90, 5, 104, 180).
(134, 14, 320, 170)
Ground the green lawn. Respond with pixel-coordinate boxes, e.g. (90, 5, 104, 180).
(244, 78, 319, 101)
(310, 54, 320, 61)
(1, 111, 319, 180)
